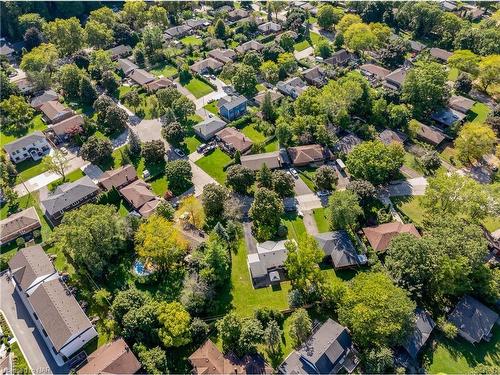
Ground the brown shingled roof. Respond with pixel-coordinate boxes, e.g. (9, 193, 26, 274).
(216, 127, 253, 153)
(49, 115, 84, 136)
(8, 244, 55, 291)
(288, 144, 326, 166)
(362, 222, 420, 252)
(119, 179, 156, 210)
(78, 338, 141, 375)
(0, 206, 41, 244)
(99, 165, 137, 191)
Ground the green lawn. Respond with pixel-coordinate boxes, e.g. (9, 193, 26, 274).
(150, 63, 178, 78)
(204, 101, 219, 115)
(448, 67, 459, 81)
(468, 102, 490, 124)
(15, 157, 49, 183)
(183, 135, 203, 154)
(309, 31, 324, 46)
(195, 148, 231, 184)
(403, 152, 425, 176)
(264, 140, 279, 152)
(483, 216, 500, 233)
(150, 176, 169, 196)
(440, 146, 463, 168)
(180, 35, 203, 46)
(313, 207, 330, 233)
(118, 85, 132, 100)
(294, 40, 310, 52)
(240, 123, 266, 143)
(298, 167, 317, 192)
(47, 168, 85, 191)
(256, 83, 266, 92)
(183, 78, 214, 99)
(282, 212, 307, 241)
(424, 327, 500, 373)
(390, 195, 425, 226)
(1, 114, 47, 148)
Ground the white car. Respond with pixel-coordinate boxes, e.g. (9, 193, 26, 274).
(174, 148, 186, 158)
(289, 168, 299, 179)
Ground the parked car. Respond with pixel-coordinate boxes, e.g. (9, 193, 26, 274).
(316, 191, 330, 197)
(174, 148, 186, 157)
(197, 143, 207, 153)
(289, 168, 299, 179)
(142, 169, 150, 179)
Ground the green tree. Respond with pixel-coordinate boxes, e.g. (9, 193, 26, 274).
(142, 25, 163, 55)
(433, 12, 463, 49)
(477, 55, 500, 93)
(58, 64, 85, 98)
(214, 18, 226, 39)
(232, 64, 257, 96)
(278, 32, 295, 52)
(136, 345, 167, 375)
(24, 27, 43, 51)
(225, 165, 255, 194)
(141, 140, 165, 164)
(448, 50, 480, 77)
(402, 61, 449, 118)
(20, 43, 58, 89)
(243, 51, 263, 71)
(328, 190, 363, 231)
(260, 60, 280, 84)
(88, 49, 116, 80)
(122, 301, 160, 345)
(264, 320, 281, 355)
(172, 96, 195, 124)
(41, 150, 69, 181)
(80, 135, 113, 164)
(337, 14, 362, 33)
(272, 170, 295, 198)
(199, 236, 230, 288)
(0, 71, 19, 101)
(165, 159, 193, 195)
(275, 120, 293, 146)
(103, 106, 128, 134)
(364, 346, 395, 374)
(0, 95, 34, 131)
(346, 141, 405, 185)
(135, 215, 188, 273)
(111, 288, 147, 322)
(288, 308, 312, 347)
(256, 164, 273, 189)
(101, 71, 120, 94)
(147, 5, 168, 27)
(249, 187, 284, 241)
(277, 52, 297, 75)
(85, 19, 114, 49)
(51, 204, 126, 278)
(261, 92, 276, 122)
(216, 313, 263, 356)
(338, 272, 416, 348)
(455, 122, 496, 164)
(201, 183, 229, 223)
(88, 6, 116, 28)
(315, 40, 332, 59)
(317, 4, 343, 30)
(79, 76, 98, 105)
(284, 236, 324, 293)
(43, 17, 84, 55)
(344, 22, 377, 54)
(161, 122, 184, 145)
(314, 165, 338, 191)
(421, 172, 491, 222)
(18, 13, 46, 33)
(122, 0, 148, 29)
(157, 301, 191, 347)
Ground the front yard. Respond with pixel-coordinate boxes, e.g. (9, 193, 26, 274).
(150, 63, 178, 78)
(183, 77, 214, 98)
(180, 35, 203, 46)
(203, 101, 219, 115)
(195, 148, 232, 184)
(313, 207, 330, 233)
(282, 212, 307, 241)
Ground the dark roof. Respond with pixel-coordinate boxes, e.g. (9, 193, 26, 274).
(379, 129, 408, 146)
(118, 58, 138, 75)
(165, 24, 192, 37)
(333, 133, 362, 154)
(3, 131, 47, 155)
(190, 58, 224, 74)
(324, 49, 351, 65)
(40, 176, 100, 216)
(193, 117, 227, 140)
(218, 95, 247, 111)
(314, 231, 360, 269)
(106, 44, 132, 59)
(30, 90, 59, 108)
(402, 309, 435, 360)
(360, 64, 390, 79)
(276, 77, 308, 99)
(384, 68, 408, 88)
(279, 319, 354, 375)
(208, 48, 236, 64)
(430, 47, 452, 62)
(431, 107, 466, 127)
(414, 121, 446, 146)
(235, 40, 264, 54)
(302, 66, 327, 86)
(448, 295, 499, 343)
(449, 95, 475, 113)
(409, 40, 426, 52)
(0, 206, 41, 244)
(128, 69, 155, 86)
(185, 18, 209, 28)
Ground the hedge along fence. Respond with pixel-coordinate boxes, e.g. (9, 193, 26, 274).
(231, 114, 253, 129)
(194, 73, 218, 90)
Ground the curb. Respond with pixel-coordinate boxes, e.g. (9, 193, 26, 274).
(0, 308, 34, 374)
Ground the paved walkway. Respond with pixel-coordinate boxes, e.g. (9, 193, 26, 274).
(302, 210, 319, 235)
(0, 275, 68, 374)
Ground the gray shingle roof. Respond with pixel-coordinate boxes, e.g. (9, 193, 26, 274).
(218, 95, 247, 111)
(193, 117, 227, 140)
(8, 245, 55, 291)
(40, 176, 99, 216)
(402, 309, 435, 359)
(3, 131, 47, 155)
(314, 231, 360, 269)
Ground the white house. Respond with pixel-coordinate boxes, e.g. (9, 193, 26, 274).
(248, 240, 294, 283)
(8, 245, 98, 365)
(3, 131, 50, 163)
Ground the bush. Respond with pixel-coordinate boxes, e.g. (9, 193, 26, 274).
(16, 237, 25, 247)
(254, 307, 284, 327)
(190, 318, 210, 344)
(437, 317, 458, 339)
(32, 229, 41, 240)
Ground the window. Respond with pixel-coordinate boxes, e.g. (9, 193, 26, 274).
(42, 328, 47, 337)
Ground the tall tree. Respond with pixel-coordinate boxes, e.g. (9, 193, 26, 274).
(256, 164, 273, 189)
(157, 301, 191, 348)
(85, 19, 114, 49)
(328, 190, 363, 231)
(177, 195, 205, 229)
(0, 95, 34, 132)
(285, 235, 324, 294)
(232, 64, 257, 96)
(41, 150, 69, 181)
(288, 308, 312, 347)
(317, 4, 343, 30)
(43, 17, 84, 55)
(455, 122, 496, 164)
(58, 63, 85, 98)
(249, 188, 283, 241)
(165, 160, 193, 195)
(225, 165, 255, 194)
(314, 165, 338, 191)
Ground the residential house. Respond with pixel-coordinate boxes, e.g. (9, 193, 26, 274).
(190, 58, 224, 75)
(241, 151, 283, 171)
(314, 231, 367, 270)
(248, 240, 290, 285)
(0, 207, 41, 245)
(288, 144, 329, 167)
(40, 176, 100, 225)
(399, 309, 435, 362)
(10, 74, 35, 94)
(413, 121, 446, 147)
(360, 64, 391, 83)
(128, 69, 155, 86)
(462, 4, 484, 20)
(145, 77, 174, 92)
(98, 165, 138, 191)
(218, 95, 248, 121)
(409, 40, 426, 53)
(448, 295, 499, 344)
(278, 319, 359, 374)
(40, 101, 74, 124)
(301, 2, 318, 15)
(119, 179, 158, 216)
(193, 117, 227, 141)
(362, 222, 420, 252)
(49, 114, 84, 138)
(118, 58, 138, 76)
(189, 339, 271, 375)
(3, 131, 50, 163)
(30, 90, 59, 109)
(429, 47, 452, 63)
(431, 107, 466, 127)
(106, 44, 132, 60)
(77, 338, 141, 375)
(236, 40, 264, 54)
(138, 198, 161, 218)
(216, 127, 253, 154)
(208, 48, 236, 64)
(440, 1, 457, 11)
(258, 21, 282, 34)
(334, 132, 362, 154)
(164, 25, 192, 39)
(276, 77, 308, 99)
(185, 18, 210, 30)
(0, 43, 15, 62)
(254, 90, 283, 106)
(302, 66, 327, 87)
(449, 95, 475, 114)
(378, 129, 408, 146)
(8, 246, 98, 361)
(383, 68, 408, 90)
(227, 8, 249, 21)
(324, 49, 353, 66)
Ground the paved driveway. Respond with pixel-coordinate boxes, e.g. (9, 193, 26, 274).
(297, 193, 325, 211)
(294, 47, 314, 61)
(0, 275, 68, 374)
(130, 118, 162, 142)
(302, 210, 319, 235)
(189, 160, 218, 196)
(386, 177, 428, 197)
(243, 222, 257, 255)
(294, 176, 313, 196)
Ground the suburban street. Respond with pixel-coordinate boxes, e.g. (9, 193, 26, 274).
(0, 274, 68, 374)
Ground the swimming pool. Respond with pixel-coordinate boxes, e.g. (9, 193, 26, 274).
(133, 260, 152, 276)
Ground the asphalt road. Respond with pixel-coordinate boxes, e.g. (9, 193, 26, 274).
(0, 275, 69, 374)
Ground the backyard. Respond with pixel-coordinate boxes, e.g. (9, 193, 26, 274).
(282, 212, 306, 241)
(1, 114, 47, 148)
(180, 35, 203, 46)
(183, 77, 214, 98)
(195, 148, 232, 184)
(150, 63, 178, 78)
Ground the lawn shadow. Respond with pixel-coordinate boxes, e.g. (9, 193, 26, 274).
(266, 347, 285, 369)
